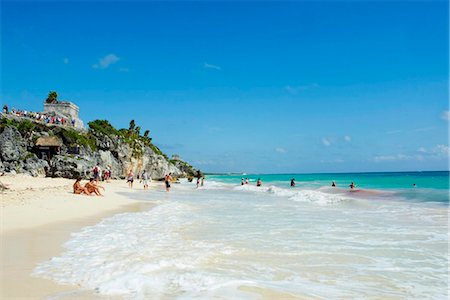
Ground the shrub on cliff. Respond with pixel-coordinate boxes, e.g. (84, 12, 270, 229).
(60, 128, 96, 150)
(88, 120, 118, 137)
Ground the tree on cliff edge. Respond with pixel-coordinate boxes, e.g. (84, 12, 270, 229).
(46, 91, 58, 104)
(129, 119, 135, 131)
(143, 130, 150, 138)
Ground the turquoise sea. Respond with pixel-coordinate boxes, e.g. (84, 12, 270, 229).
(34, 171, 449, 299)
(209, 171, 450, 203)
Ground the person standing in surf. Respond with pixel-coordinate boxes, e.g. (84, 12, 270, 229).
(127, 170, 134, 188)
(256, 178, 262, 187)
(165, 173, 173, 192)
(290, 178, 296, 187)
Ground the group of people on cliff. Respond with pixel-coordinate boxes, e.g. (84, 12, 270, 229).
(2, 104, 76, 127)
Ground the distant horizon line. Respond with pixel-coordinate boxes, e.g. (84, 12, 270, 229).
(205, 170, 450, 176)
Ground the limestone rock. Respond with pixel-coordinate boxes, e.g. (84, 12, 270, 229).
(0, 127, 27, 162)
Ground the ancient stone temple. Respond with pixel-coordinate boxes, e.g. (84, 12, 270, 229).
(43, 101, 84, 129)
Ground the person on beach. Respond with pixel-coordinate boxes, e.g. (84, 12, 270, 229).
(241, 178, 245, 186)
(332, 181, 336, 187)
(142, 170, 149, 190)
(196, 177, 200, 188)
(201, 176, 205, 187)
(256, 178, 262, 187)
(290, 178, 296, 187)
(92, 165, 100, 183)
(165, 173, 173, 192)
(85, 178, 105, 196)
(73, 177, 88, 195)
(349, 182, 355, 189)
(245, 178, 249, 185)
(127, 170, 134, 188)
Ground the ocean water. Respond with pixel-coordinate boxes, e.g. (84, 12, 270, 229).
(34, 172, 449, 299)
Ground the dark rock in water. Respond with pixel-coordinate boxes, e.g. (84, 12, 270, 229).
(0, 127, 27, 162)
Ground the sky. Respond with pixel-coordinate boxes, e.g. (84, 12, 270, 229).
(1, 0, 449, 173)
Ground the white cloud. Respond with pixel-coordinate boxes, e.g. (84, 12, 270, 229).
(386, 129, 402, 135)
(322, 138, 331, 147)
(275, 147, 287, 153)
(344, 135, 351, 142)
(285, 83, 319, 95)
(416, 145, 449, 156)
(412, 127, 434, 132)
(373, 154, 410, 162)
(63, 57, 69, 64)
(93, 54, 120, 69)
(320, 158, 344, 163)
(433, 144, 450, 156)
(441, 110, 450, 121)
(203, 62, 221, 70)
(374, 145, 449, 162)
(417, 147, 427, 153)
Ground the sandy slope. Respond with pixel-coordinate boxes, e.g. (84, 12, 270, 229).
(0, 174, 159, 299)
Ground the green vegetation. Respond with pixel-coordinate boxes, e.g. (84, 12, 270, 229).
(129, 119, 135, 131)
(17, 119, 35, 136)
(0, 118, 36, 136)
(88, 120, 118, 137)
(88, 118, 168, 160)
(60, 128, 97, 150)
(46, 91, 58, 104)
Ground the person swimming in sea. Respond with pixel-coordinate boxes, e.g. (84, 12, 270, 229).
(332, 181, 336, 187)
(412, 183, 416, 188)
(256, 178, 262, 187)
(290, 178, 295, 187)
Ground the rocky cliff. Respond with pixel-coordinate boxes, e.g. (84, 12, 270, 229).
(0, 114, 199, 179)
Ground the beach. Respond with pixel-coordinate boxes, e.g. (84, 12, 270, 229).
(1, 173, 448, 299)
(1, 174, 157, 299)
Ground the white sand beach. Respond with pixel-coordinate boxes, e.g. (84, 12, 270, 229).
(0, 174, 159, 299)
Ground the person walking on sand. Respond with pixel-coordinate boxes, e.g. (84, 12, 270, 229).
(127, 170, 134, 188)
(92, 164, 101, 183)
(142, 170, 149, 190)
(290, 178, 296, 187)
(165, 173, 173, 192)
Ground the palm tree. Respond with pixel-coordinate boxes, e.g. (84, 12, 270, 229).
(129, 119, 135, 131)
(135, 126, 141, 135)
(46, 91, 58, 103)
(143, 130, 150, 138)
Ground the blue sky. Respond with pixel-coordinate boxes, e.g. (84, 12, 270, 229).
(1, 0, 448, 173)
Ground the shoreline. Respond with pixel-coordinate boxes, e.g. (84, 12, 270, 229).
(1, 174, 160, 299)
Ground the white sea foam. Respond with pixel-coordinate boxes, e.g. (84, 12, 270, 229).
(34, 182, 449, 299)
